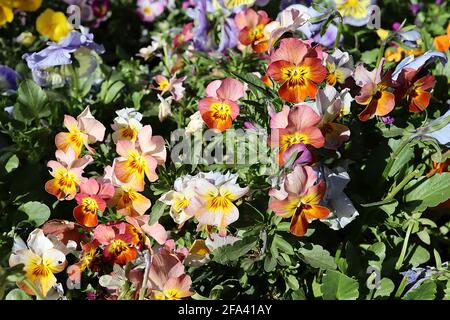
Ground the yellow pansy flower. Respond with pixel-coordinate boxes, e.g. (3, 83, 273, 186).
(36, 8, 72, 42)
(0, 4, 13, 26)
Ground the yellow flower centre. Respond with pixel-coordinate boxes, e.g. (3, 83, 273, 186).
(108, 239, 129, 256)
(143, 6, 152, 15)
(207, 191, 233, 213)
(121, 188, 139, 206)
(120, 126, 138, 141)
(54, 168, 78, 194)
(248, 24, 265, 42)
(211, 102, 232, 120)
(126, 151, 147, 175)
(158, 79, 170, 91)
(82, 197, 99, 214)
(336, 0, 370, 20)
(281, 65, 311, 87)
(280, 131, 310, 151)
(174, 196, 190, 212)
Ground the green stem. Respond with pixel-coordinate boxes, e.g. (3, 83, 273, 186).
(376, 40, 387, 68)
(333, 19, 343, 50)
(382, 136, 412, 178)
(394, 276, 409, 298)
(385, 169, 420, 200)
(395, 221, 414, 270)
(23, 278, 46, 300)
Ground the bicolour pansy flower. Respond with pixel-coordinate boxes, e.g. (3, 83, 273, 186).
(93, 222, 139, 265)
(45, 148, 93, 200)
(268, 165, 330, 236)
(199, 78, 245, 132)
(235, 8, 272, 53)
(269, 105, 325, 165)
(267, 38, 327, 103)
(111, 108, 143, 143)
(9, 229, 67, 297)
(110, 185, 152, 217)
(194, 173, 249, 236)
(353, 59, 395, 121)
(113, 125, 166, 191)
(73, 178, 114, 227)
(152, 74, 187, 102)
(325, 49, 354, 86)
(55, 107, 106, 157)
(334, 0, 375, 27)
(159, 175, 203, 225)
(137, 0, 165, 22)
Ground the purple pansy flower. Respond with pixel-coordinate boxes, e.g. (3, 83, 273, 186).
(0, 65, 19, 92)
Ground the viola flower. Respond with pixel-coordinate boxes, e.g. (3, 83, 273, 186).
(194, 173, 249, 236)
(125, 215, 167, 246)
(111, 108, 143, 143)
(137, 0, 165, 22)
(0, 4, 13, 27)
(93, 223, 139, 265)
(391, 51, 447, 82)
(110, 185, 152, 217)
(325, 49, 354, 87)
(147, 249, 192, 300)
(396, 72, 436, 113)
(269, 165, 330, 236)
(159, 175, 203, 225)
(434, 24, 450, 52)
(152, 74, 187, 102)
(73, 178, 114, 228)
(334, 0, 374, 27)
(267, 38, 327, 103)
(45, 148, 93, 200)
(55, 107, 106, 157)
(199, 78, 245, 132)
(310, 85, 352, 150)
(353, 60, 395, 121)
(235, 9, 272, 53)
(173, 22, 194, 49)
(0, 65, 18, 93)
(113, 125, 166, 191)
(36, 8, 72, 42)
(9, 229, 67, 297)
(265, 6, 307, 50)
(269, 105, 325, 165)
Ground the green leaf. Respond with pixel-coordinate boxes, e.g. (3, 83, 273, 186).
(148, 201, 167, 225)
(18, 201, 51, 227)
(374, 278, 395, 299)
(5, 154, 19, 173)
(14, 80, 49, 121)
(264, 253, 277, 272)
(272, 235, 294, 255)
(387, 138, 414, 177)
(212, 236, 258, 265)
(416, 230, 431, 245)
(321, 270, 359, 300)
(5, 289, 32, 300)
(403, 280, 437, 300)
(405, 173, 450, 212)
(407, 245, 430, 267)
(299, 244, 337, 270)
(286, 274, 299, 291)
(367, 242, 386, 269)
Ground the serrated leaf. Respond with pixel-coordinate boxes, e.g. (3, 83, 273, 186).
(18, 201, 51, 227)
(299, 244, 337, 270)
(321, 270, 359, 300)
(405, 173, 450, 212)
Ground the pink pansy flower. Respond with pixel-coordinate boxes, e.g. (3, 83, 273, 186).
(125, 215, 168, 246)
(173, 22, 194, 49)
(113, 125, 166, 191)
(73, 178, 115, 228)
(269, 105, 325, 165)
(137, 0, 165, 22)
(45, 148, 93, 200)
(152, 74, 187, 102)
(268, 165, 330, 237)
(199, 78, 246, 132)
(55, 107, 106, 157)
(353, 59, 395, 121)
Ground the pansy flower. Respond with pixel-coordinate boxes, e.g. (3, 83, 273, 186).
(151, 74, 187, 102)
(395, 71, 436, 113)
(235, 8, 272, 53)
(9, 229, 67, 297)
(93, 223, 139, 265)
(113, 125, 166, 191)
(110, 185, 152, 217)
(325, 49, 354, 87)
(73, 178, 114, 227)
(0, 4, 13, 27)
(173, 22, 194, 49)
(353, 59, 395, 121)
(194, 173, 249, 236)
(269, 165, 330, 236)
(55, 107, 106, 157)
(267, 38, 327, 103)
(36, 8, 72, 42)
(199, 78, 245, 132)
(45, 148, 93, 200)
(111, 108, 143, 143)
(334, 0, 374, 27)
(137, 0, 165, 22)
(269, 105, 325, 165)
(434, 23, 450, 52)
